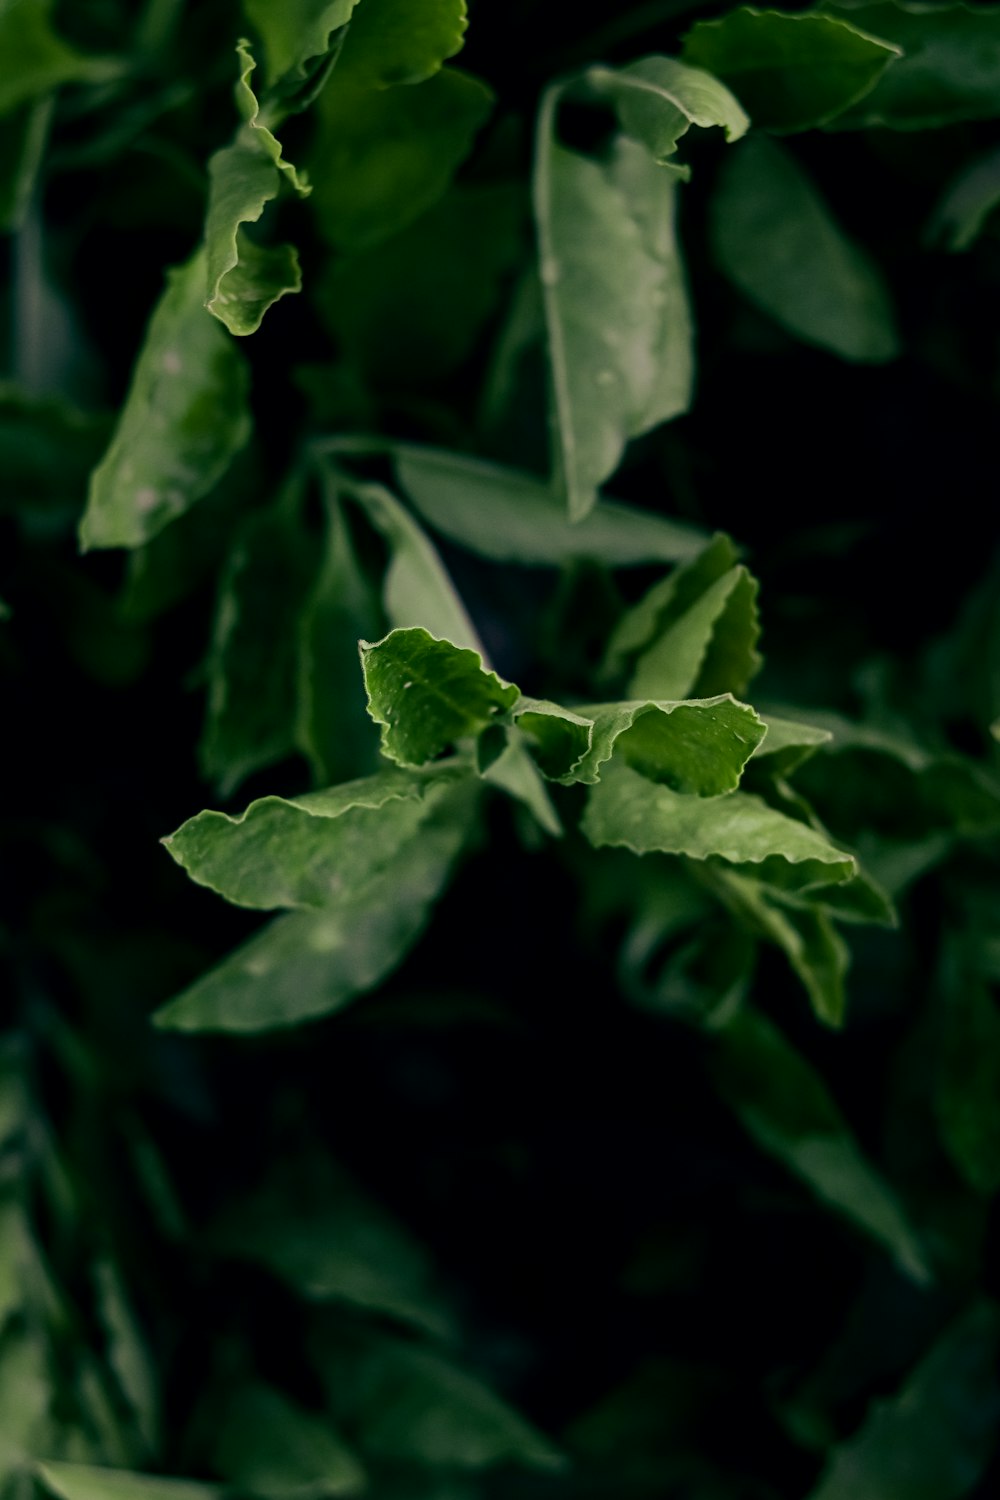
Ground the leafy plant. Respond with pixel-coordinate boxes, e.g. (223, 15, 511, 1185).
(4, 0, 1000, 1496)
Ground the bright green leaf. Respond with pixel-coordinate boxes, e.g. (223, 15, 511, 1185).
(79, 252, 251, 550)
(681, 7, 900, 132)
(558, 695, 765, 791)
(154, 783, 475, 1033)
(710, 1007, 930, 1278)
(361, 628, 518, 768)
(215, 1383, 365, 1498)
(243, 0, 359, 93)
(582, 761, 856, 892)
(807, 1302, 1000, 1498)
(824, 0, 1000, 130)
(711, 136, 899, 363)
(581, 54, 749, 165)
(393, 446, 706, 567)
(164, 767, 459, 910)
(333, 0, 468, 89)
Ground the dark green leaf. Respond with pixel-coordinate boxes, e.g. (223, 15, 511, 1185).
(393, 446, 707, 567)
(927, 145, 1000, 252)
(807, 1302, 1000, 1498)
(711, 137, 899, 363)
(37, 1468, 220, 1500)
(0, 98, 51, 233)
(215, 1384, 364, 1498)
(79, 252, 251, 550)
(580, 55, 749, 166)
(935, 940, 1000, 1196)
(710, 1007, 930, 1278)
(94, 1262, 158, 1458)
(360, 628, 519, 768)
(0, 0, 115, 117)
(681, 8, 900, 132)
(332, 0, 469, 88)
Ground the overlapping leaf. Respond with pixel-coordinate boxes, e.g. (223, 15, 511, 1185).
(214, 1383, 364, 1499)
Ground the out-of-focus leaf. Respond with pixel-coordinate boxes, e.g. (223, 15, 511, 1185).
(824, 0, 1000, 130)
(79, 252, 251, 550)
(360, 628, 518, 768)
(927, 145, 1000, 252)
(295, 493, 382, 786)
(752, 715, 834, 776)
(935, 939, 1000, 1196)
(214, 1383, 365, 1498)
(0, 97, 51, 233)
(807, 1302, 1000, 1498)
(242, 0, 358, 93)
(0, 0, 116, 118)
(313, 1324, 562, 1471)
(604, 534, 761, 700)
(155, 782, 475, 1033)
(199, 493, 317, 796)
(0, 385, 108, 535)
(210, 1155, 455, 1339)
(393, 446, 707, 567)
(309, 69, 493, 251)
(710, 1007, 930, 1278)
(0, 1323, 50, 1474)
(583, 762, 856, 892)
(164, 767, 460, 910)
(203, 42, 311, 336)
(317, 182, 519, 379)
(37, 1467, 220, 1500)
(580, 54, 749, 168)
(331, 0, 468, 88)
(681, 8, 900, 131)
(94, 1262, 158, 1458)
(711, 137, 899, 364)
(551, 695, 765, 791)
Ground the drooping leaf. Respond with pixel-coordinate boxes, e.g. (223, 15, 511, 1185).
(360, 628, 518, 768)
(751, 714, 834, 777)
(37, 1467, 221, 1500)
(0, 0, 116, 118)
(203, 42, 311, 336)
(604, 534, 762, 700)
(681, 8, 900, 131)
(709, 1007, 930, 1279)
(582, 761, 856, 892)
(79, 252, 251, 550)
(209, 1155, 455, 1338)
(926, 144, 1000, 252)
(331, 0, 469, 88)
(807, 1302, 1000, 1498)
(164, 767, 459, 911)
(154, 783, 475, 1033)
(551, 695, 765, 791)
(580, 54, 749, 168)
(710, 137, 899, 363)
(199, 493, 317, 795)
(214, 1383, 365, 1498)
(313, 1323, 563, 1471)
(393, 446, 707, 567)
(317, 182, 521, 379)
(309, 69, 493, 251)
(823, 0, 1000, 130)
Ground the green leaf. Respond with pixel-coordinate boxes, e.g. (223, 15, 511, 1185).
(0, 97, 51, 233)
(309, 68, 493, 251)
(199, 494, 317, 796)
(37, 1468, 220, 1500)
(164, 767, 459, 910)
(209, 1155, 455, 1338)
(709, 1007, 930, 1280)
(295, 493, 382, 787)
(934, 940, 1000, 1196)
(0, 0, 115, 118)
(581, 55, 749, 166)
(0, 1323, 50, 1473)
(823, 0, 1000, 130)
(154, 782, 475, 1033)
(94, 1262, 158, 1458)
(681, 8, 900, 132)
(926, 144, 1000, 252)
(79, 252, 251, 550)
(807, 1302, 1000, 1499)
(242, 0, 359, 93)
(313, 1324, 562, 1471)
(582, 762, 856, 893)
(214, 1383, 365, 1498)
(551, 695, 765, 791)
(336, 474, 483, 650)
(711, 137, 899, 364)
(0, 384, 109, 534)
(317, 182, 520, 380)
(360, 628, 519, 768)
(203, 41, 311, 335)
(393, 446, 707, 567)
(332, 0, 469, 89)
(604, 534, 762, 700)
(751, 714, 834, 776)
